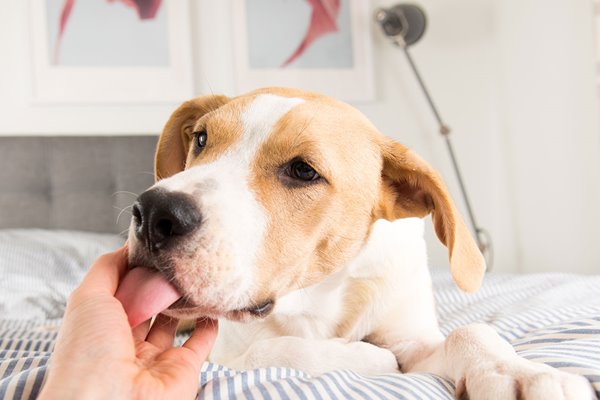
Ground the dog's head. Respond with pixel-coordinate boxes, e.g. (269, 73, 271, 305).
(127, 88, 485, 322)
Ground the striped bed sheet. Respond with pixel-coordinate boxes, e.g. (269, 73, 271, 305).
(1, 230, 600, 399)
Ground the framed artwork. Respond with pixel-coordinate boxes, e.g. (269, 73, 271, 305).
(233, 0, 374, 102)
(29, 0, 193, 103)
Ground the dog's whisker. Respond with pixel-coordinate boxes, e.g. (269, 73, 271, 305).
(115, 204, 134, 225)
(290, 276, 312, 305)
(111, 190, 139, 198)
(206, 79, 215, 96)
(117, 228, 130, 237)
(292, 116, 313, 146)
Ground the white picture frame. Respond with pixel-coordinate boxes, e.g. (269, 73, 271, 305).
(29, 0, 193, 104)
(232, 0, 374, 102)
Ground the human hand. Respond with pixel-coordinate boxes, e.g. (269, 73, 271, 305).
(38, 245, 217, 400)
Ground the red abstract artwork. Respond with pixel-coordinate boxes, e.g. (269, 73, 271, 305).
(282, 0, 341, 67)
(53, 0, 162, 64)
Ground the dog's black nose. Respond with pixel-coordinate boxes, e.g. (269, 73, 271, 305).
(132, 188, 201, 252)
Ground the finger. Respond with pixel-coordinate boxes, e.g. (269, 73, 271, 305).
(132, 318, 152, 342)
(182, 318, 218, 362)
(78, 244, 129, 295)
(146, 314, 179, 350)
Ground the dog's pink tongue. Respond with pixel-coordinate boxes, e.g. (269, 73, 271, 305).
(115, 267, 181, 328)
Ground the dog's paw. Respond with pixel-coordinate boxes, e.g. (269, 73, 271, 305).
(457, 359, 595, 400)
(345, 341, 400, 375)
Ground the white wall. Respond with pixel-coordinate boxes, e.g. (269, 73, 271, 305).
(494, 0, 600, 273)
(0, 0, 599, 273)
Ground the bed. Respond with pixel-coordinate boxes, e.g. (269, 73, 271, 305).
(1, 137, 599, 399)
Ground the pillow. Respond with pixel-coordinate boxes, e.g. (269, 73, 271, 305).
(0, 229, 124, 320)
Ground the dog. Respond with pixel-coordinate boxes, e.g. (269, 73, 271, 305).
(119, 87, 594, 399)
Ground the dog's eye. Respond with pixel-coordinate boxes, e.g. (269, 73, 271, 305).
(193, 130, 207, 150)
(290, 160, 320, 181)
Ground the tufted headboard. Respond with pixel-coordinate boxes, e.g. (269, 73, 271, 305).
(0, 136, 158, 234)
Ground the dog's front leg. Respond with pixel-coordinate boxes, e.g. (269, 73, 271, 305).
(392, 323, 594, 399)
(226, 336, 399, 376)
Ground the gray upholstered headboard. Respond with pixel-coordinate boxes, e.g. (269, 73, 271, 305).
(0, 136, 158, 234)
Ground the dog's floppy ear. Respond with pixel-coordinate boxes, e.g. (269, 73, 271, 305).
(155, 95, 229, 181)
(376, 139, 486, 292)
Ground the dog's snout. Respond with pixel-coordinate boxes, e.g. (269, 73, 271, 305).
(133, 188, 201, 252)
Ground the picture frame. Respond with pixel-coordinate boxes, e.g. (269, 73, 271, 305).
(28, 0, 193, 104)
(232, 0, 374, 102)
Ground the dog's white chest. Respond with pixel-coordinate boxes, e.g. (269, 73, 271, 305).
(271, 269, 348, 338)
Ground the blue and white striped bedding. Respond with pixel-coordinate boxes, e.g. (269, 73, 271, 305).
(1, 230, 599, 399)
